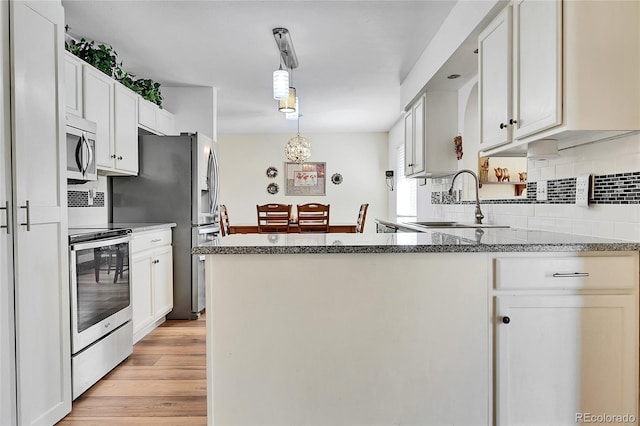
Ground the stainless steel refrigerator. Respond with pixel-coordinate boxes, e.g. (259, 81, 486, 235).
(112, 132, 219, 319)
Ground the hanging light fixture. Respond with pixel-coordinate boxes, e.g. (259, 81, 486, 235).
(286, 96, 299, 120)
(285, 115, 311, 164)
(273, 28, 299, 111)
(272, 31, 289, 100)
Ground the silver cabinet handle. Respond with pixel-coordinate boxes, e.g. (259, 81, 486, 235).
(552, 272, 590, 278)
(0, 201, 9, 234)
(19, 200, 30, 231)
(150, 238, 161, 243)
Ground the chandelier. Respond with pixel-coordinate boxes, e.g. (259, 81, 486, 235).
(285, 116, 311, 163)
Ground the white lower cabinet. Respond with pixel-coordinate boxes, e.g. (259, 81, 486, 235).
(493, 253, 639, 425)
(131, 229, 174, 343)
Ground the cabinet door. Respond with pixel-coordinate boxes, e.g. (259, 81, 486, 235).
(152, 245, 173, 319)
(131, 251, 154, 337)
(512, 0, 562, 140)
(84, 65, 114, 169)
(411, 95, 425, 175)
(113, 83, 139, 174)
(495, 295, 638, 425)
(478, 5, 512, 150)
(0, 3, 15, 425)
(10, 1, 71, 424)
(403, 109, 413, 176)
(64, 52, 83, 116)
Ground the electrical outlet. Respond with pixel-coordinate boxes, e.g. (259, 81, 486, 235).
(536, 180, 548, 201)
(575, 175, 592, 207)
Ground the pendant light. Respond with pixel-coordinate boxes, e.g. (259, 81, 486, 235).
(272, 32, 289, 100)
(279, 87, 296, 113)
(285, 115, 311, 164)
(286, 97, 299, 120)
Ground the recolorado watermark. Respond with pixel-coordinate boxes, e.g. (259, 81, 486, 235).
(576, 412, 637, 423)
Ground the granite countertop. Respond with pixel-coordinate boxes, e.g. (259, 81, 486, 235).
(192, 227, 640, 255)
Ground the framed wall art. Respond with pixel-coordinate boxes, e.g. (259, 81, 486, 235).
(285, 162, 326, 196)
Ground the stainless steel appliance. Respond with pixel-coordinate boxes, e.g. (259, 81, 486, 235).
(66, 114, 97, 183)
(68, 227, 133, 399)
(112, 132, 219, 319)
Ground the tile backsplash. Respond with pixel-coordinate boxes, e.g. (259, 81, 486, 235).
(424, 132, 640, 241)
(68, 190, 105, 208)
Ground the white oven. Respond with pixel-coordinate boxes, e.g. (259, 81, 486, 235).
(68, 228, 133, 399)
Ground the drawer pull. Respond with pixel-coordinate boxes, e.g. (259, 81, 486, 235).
(552, 272, 590, 278)
(502, 316, 510, 324)
(150, 238, 161, 243)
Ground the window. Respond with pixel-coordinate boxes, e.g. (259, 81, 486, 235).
(396, 145, 416, 217)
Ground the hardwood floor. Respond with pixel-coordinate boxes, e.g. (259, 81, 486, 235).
(58, 314, 207, 425)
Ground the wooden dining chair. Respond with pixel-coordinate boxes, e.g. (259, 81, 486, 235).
(355, 203, 369, 233)
(219, 204, 230, 237)
(257, 204, 292, 233)
(296, 203, 330, 233)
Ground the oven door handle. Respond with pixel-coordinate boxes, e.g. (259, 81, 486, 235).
(70, 235, 131, 251)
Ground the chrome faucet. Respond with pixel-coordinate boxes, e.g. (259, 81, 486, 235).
(448, 169, 484, 224)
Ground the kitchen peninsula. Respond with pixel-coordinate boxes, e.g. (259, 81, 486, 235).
(194, 230, 640, 425)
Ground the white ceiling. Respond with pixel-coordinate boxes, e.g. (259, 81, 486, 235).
(62, 1, 459, 134)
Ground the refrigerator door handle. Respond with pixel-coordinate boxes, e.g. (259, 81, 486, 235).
(212, 149, 220, 217)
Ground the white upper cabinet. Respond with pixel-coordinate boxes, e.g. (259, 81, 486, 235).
(64, 51, 83, 117)
(83, 65, 114, 170)
(511, 0, 561, 140)
(138, 96, 175, 136)
(82, 64, 139, 175)
(404, 92, 457, 178)
(479, 0, 640, 156)
(113, 83, 139, 174)
(478, 6, 512, 151)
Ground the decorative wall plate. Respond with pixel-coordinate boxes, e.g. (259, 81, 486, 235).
(266, 166, 278, 178)
(267, 182, 279, 194)
(331, 173, 343, 185)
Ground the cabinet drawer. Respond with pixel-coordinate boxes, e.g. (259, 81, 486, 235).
(495, 254, 638, 290)
(131, 229, 172, 253)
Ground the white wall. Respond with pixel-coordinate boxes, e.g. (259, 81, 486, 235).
(67, 175, 109, 226)
(218, 133, 388, 232)
(162, 86, 216, 139)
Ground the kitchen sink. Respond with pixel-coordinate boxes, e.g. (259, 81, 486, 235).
(405, 221, 510, 229)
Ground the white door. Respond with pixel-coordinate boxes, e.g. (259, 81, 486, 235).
(152, 245, 173, 319)
(84, 64, 114, 169)
(0, 2, 16, 425)
(495, 295, 638, 426)
(131, 251, 154, 339)
(10, 1, 71, 424)
(478, 5, 512, 150)
(512, 0, 562, 139)
(113, 83, 139, 174)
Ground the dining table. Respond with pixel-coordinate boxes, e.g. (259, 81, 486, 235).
(229, 222, 357, 234)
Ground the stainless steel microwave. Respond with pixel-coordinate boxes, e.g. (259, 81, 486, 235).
(66, 114, 97, 182)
